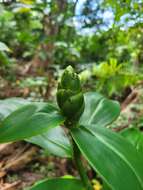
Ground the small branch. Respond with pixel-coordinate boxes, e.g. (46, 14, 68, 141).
(121, 90, 138, 110)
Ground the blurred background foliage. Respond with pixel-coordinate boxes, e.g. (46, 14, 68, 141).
(0, 0, 143, 100)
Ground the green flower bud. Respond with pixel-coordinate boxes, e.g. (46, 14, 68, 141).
(57, 66, 85, 122)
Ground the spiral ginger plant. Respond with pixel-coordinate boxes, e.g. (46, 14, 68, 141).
(0, 66, 143, 190)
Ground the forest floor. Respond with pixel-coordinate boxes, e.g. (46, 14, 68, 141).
(0, 142, 78, 190)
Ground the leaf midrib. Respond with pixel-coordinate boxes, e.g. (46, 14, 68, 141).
(88, 128, 143, 189)
(87, 97, 104, 125)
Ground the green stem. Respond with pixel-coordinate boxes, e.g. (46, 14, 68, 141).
(73, 140, 93, 190)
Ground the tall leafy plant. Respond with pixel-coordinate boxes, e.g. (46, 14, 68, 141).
(0, 66, 143, 190)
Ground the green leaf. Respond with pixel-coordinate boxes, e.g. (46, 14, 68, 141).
(0, 103, 64, 143)
(71, 125, 143, 190)
(102, 182, 111, 190)
(0, 98, 29, 120)
(79, 92, 103, 125)
(80, 92, 120, 127)
(27, 126, 73, 158)
(30, 178, 85, 190)
(121, 127, 143, 155)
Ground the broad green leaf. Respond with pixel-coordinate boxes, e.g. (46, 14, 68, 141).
(0, 103, 64, 143)
(27, 126, 73, 158)
(80, 92, 120, 128)
(79, 92, 103, 125)
(71, 125, 143, 190)
(0, 98, 58, 120)
(30, 178, 85, 190)
(0, 98, 29, 120)
(121, 127, 143, 154)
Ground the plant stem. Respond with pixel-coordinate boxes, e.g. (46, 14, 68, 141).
(73, 140, 93, 190)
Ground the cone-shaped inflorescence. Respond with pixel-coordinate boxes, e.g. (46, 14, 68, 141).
(57, 66, 85, 123)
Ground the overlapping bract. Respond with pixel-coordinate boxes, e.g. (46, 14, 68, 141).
(57, 66, 85, 122)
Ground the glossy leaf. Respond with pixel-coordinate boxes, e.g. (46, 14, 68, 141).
(0, 98, 30, 120)
(80, 92, 103, 125)
(0, 103, 64, 143)
(27, 126, 73, 158)
(71, 125, 143, 190)
(30, 178, 85, 190)
(80, 92, 120, 128)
